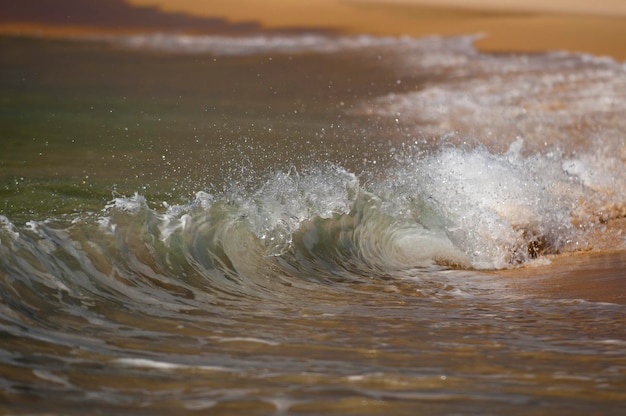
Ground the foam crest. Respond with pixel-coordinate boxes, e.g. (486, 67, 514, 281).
(103, 192, 148, 213)
(0, 215, 20, 244)
(84, 140, 623, 274)
(378, 141, 583, 268)
(236, 165, 360, 255)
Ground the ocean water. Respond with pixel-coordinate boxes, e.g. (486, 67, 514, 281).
(1, 33, 625, 414)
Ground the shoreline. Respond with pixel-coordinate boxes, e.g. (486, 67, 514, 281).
(2, 2, 626, 60)
(129, 0, 626, 60)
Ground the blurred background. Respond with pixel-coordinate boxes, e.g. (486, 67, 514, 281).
(1, 0, 626, 58)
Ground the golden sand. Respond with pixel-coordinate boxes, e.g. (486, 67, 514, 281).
(125, 0, 626, 60)
(1, 0, 626, 60)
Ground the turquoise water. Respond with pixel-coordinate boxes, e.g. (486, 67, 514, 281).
(1, 34, 625, 414)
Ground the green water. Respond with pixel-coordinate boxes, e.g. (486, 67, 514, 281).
(0, 36, 407, 221)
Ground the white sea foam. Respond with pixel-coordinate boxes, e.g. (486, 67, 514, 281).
(114, 357, 230, 372)
(32, 369, 72, 387)
(104, 192, 148, 213)
(213, 336, 280, 346)
(238, 165, 359, 256)
(112, 33, 411, 56)
(377, 139, 585, 268)
(360, 57, 626, 154)
(0, 215, 20, 243)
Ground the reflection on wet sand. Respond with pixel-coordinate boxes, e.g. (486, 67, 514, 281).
(503, 251, 626, 305)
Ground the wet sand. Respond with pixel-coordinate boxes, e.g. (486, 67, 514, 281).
(498, 251, 626, 305)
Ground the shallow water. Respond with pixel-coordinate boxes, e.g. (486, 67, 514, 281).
(1, 34, 625, 415)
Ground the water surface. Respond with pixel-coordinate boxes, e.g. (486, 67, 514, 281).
(1, 34, 625, 415)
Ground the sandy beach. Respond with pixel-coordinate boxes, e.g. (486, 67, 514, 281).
(1, 0, 626, 60)
(128, 0, 626, 58)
